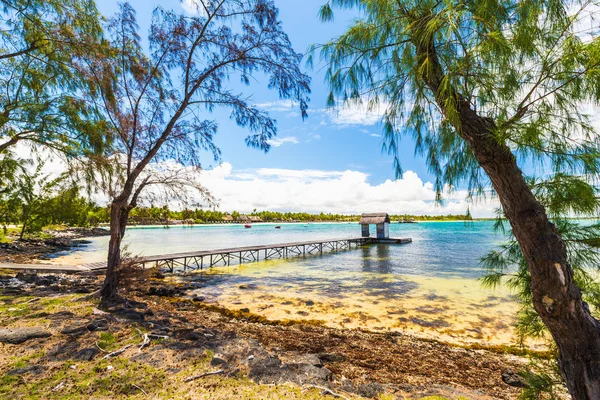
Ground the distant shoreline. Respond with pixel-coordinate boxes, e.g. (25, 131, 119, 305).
(115, 219, 487, 229)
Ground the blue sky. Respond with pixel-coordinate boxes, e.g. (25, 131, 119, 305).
(93, 1, 496, 216)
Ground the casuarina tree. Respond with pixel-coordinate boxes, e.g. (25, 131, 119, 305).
(0, 0, 105, 155)
(317, 0, 600, 398)
(86, 1, 310, 303)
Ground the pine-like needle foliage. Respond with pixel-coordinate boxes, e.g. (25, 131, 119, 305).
(317, 1, 600, 396)
(315, 0, 600, 197)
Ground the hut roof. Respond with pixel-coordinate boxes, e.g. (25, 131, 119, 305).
(248, 216, 262, 222)
(222, 215, 234, 221)
(359, 213, 390, 225)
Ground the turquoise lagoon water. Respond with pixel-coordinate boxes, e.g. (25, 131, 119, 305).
(56, 221, 503, 278)
(55, 221, 531, 347)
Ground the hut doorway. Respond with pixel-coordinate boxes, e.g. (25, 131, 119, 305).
(359, 213, 391, 239)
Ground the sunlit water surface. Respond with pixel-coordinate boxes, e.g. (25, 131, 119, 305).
(55, 221, 538, 347)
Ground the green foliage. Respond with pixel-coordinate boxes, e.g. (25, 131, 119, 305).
(319, 1, 600, 396)
(317, 0, 600, 200)
(7, 164, 65, 238)
(0, 162, 103, 236)
(519, 359, 565, 400)
(481, 219, 600, 343)
(108, 207, 473, 225)
(0, 0, 106, 157)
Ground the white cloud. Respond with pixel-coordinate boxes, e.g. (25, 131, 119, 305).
(181, 0, 207, 16)
(324, 100, 389, 126)
(266, 136, 299, 147)
(255, 100, 297, 112)
(193, 163, 498, 217)
(253, 168, 344, 180)
(370, 133, 382, 138)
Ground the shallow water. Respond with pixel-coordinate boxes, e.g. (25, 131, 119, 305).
(56, 221, 504, 278)
(55, 221, 536, 347)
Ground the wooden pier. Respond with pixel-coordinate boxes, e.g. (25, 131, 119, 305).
(0, 236, 412, 274)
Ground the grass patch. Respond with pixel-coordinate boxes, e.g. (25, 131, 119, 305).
(97, 332, 118, 352)
(0, 355, 353, 399)
(9, 350, 45, 369)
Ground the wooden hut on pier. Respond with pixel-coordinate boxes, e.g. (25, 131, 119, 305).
(359, 213, 390, 239)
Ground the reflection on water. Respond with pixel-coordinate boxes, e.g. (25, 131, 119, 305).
(361, 244, 393, 274)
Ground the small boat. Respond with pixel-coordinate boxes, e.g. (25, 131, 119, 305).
(244, 224, 252, 228)
(275, 226, 281, 229)
(303, 224, 308, 227)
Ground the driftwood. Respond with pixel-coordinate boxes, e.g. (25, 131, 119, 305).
(137, 331, 169, 352)
(139, 334, 151, 351)
(95, 341, 109, 353)
(131, 384, 148, 396)
(184, 369, 225, 382)
(102, 344, 133, 359)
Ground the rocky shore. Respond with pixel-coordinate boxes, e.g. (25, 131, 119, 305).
(0, 270, 537, 399)
(0, 227, 109, 264)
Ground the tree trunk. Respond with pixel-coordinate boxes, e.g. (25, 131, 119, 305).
(19, 211, 27, 240)
(460, 108, 600, 398)
(412, 34, 600, 397)
(100, 201, 130, 302)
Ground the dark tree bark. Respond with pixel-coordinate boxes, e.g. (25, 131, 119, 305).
(414, 37, 600, 399)
(100, 200, 130, 302)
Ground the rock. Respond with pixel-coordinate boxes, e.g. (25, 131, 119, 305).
(249, 354, 333, 386)
(60, 325, 88, 336)
(355, 382, 383, 398)
(182, 331, 203, 341)
(240, 308, 250, 313)
(15, 272, 37, 284)
(72, 348, 99, 361)
(0, 327, 52, 344)
(114, 308, 145, 321)
(192, 296, 205, 302)
(35, 277, 57, 287)
(91, 228, 110, 236)
(87, 319, 108, 331)
(148, 286, 179, 297)
(49, 311, 75, 320)
(46, 341, 80, 361)
(2, 287, 24, 295)
(318, 353, 346, 363)
(284, 353, 322, 367)
(502, 369, 528, 388)
(210, 357, 228, 368)
(6, 365, 46, 375)
(305, 300, 315, 306)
